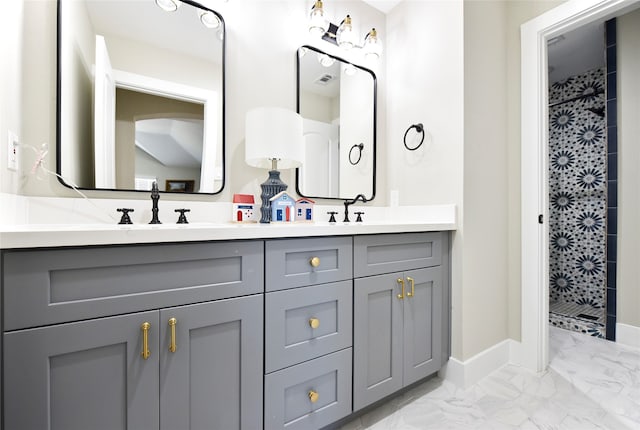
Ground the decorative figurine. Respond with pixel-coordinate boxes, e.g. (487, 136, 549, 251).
(295, 198, 315, 222)
(232, 194, 258, 222)
(269, 191, 296, 222)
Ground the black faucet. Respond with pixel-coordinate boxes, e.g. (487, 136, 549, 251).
(343, 194, 368, 222)
(149, 182, 161, 224)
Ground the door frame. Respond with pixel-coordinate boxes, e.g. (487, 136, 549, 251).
(519, 0, 638, 372)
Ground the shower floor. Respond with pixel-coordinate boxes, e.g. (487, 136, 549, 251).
(549, 301, 605, 338)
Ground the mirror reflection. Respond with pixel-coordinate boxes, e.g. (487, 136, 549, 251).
(296, 45, 376, 200)
(57, 0, 225, 193)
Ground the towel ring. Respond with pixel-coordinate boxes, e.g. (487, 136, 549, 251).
(349, 143, 364, 165)
(403, 123, 425, 151)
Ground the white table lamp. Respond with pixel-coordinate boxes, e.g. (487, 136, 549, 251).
(245, 107, 304, 223)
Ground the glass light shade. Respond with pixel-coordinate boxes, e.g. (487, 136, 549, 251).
(363, 28, 382, 60)
(155, 0, 181, 12)
(199, 11, 221, 29)
(317, 53, 335, 67)
(309, 0, 329, 38)
(245, 107, 304, 170)
(343, 63, 356, 76)
(336, 15, 355, 50)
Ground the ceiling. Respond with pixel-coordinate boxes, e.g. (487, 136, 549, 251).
(362, 0, 402, 14)
(547, 20, 605, 84)
(135, 118, 204, 168)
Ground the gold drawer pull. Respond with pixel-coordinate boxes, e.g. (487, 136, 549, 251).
(308, 390, 319, 403)
(397, 278, 405, 299)
(407, 277, 415, 298)
(309, 256, 321, 268)
(168, 318, 177, 353)
(309, 317, 320, 329)
(141, 322, 151, 360)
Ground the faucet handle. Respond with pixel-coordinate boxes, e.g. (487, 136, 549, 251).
(354, 211, 365, 222)
(117, 208, 134, 225)
(175, 209, 190, 224)
(327, 211, 338, 223)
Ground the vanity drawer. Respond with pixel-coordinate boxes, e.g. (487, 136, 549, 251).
(354, 232, 443, 277)
(2, 241, 263, 331)
(265, 280, 352, 373)
(264, 348, 352, 430)
(265, 237, 352, 292)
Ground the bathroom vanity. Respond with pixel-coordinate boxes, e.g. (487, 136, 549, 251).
(0, 222, 452, 430)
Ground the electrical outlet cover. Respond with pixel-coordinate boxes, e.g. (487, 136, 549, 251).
(7, 131, 19, 171)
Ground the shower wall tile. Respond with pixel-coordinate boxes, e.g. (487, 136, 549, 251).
(549, 67, 607, 313)
(605, 18, 618, 341)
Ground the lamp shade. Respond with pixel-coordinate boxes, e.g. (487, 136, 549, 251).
(245, 107, 304, 169)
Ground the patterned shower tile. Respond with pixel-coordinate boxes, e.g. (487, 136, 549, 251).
(549, 67, 607, 314)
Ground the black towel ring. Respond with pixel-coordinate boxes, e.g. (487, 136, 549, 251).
(403, 123, 425, 151)
(349, 143, 364, 165)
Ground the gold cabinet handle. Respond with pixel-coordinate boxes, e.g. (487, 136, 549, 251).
(309, 317, 320, 329)
(308, 390, 319, 403)
(407, 277, 415, 298)
(141, 322, 151, 360)
(309, 256, 320, 268)
(397, 278, 405, 299)
(168, 318, 177, 353)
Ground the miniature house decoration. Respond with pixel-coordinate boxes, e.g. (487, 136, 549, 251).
(295, 198, 315, 222)
(269, 191, 296, 222)
(232, 194, 258, 222)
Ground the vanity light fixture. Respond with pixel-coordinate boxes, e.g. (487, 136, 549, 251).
(199, 10, 221, 28)
(245, 107, 304, 223)
(363, 28, 382, 60)
(308, 3, 382, 60)
(155, 0, 181, 12)
(309, 0, 329, 38)
(336, 15, 355, 49)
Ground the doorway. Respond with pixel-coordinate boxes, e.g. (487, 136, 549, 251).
(520, 0, 639, 373)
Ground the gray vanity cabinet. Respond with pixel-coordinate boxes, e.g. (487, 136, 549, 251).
(264, 237, 354, 430)
(2, 241, 264, 430)
(160, 295, 263, 430)
(4, 311, 160, 430)
(353, 233, 447, 411)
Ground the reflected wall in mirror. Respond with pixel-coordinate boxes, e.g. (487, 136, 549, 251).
(296, 45, 376, 200)
(57, 0, 225, 193)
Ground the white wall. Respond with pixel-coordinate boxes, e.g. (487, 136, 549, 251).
(461, 0, 509, 360)
(386, 0, 464, 357)
(0, 0, 25, 194)
(617, 9, 640, 329)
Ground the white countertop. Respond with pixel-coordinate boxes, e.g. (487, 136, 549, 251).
(0, 219, 455, 249)
(0, 194, 456, 249)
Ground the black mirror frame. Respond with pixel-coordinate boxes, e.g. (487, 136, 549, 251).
(55, 0, 226, 195)
(295, 45, 377, 202)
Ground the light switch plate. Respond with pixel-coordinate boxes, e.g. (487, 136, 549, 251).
(7, 131, 19, 171)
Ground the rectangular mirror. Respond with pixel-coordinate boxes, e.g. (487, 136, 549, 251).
(57, 0, 225, 194)
(296, 45, 376, 200)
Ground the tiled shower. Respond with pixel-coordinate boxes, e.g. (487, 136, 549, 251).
(548, 68, 608, 338)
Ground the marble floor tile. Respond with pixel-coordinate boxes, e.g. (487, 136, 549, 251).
(340, 327, 639, 430)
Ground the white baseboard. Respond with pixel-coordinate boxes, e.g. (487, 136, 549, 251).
(439, 339, 514, 388)
(616, 323, 640, 349)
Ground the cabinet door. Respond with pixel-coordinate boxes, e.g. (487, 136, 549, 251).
(4, 311, 159, 430)
(403, 267, 443, 386)
(353, 273, 403, 411)
(160, 294, 263, 430)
